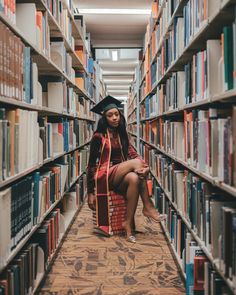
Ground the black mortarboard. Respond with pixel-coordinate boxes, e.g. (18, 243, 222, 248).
(90, 95, 122, 115)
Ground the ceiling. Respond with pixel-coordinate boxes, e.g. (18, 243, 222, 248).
(74, 0, 153, 99)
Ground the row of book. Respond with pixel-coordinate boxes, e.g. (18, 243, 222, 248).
(0, 173, 86, 294)
(140, 106, 236, 187)
(45, 0, 73, 42)
(127, 110, 136, 123)
(149, 0, 207, 67)
(2, 3, 95, 98)
(39, 117, 93, 161)
(40, 76, 95, 117)
(16, 3, 73, 57)
(127, 123, 137, 136)
(140, 3, 236, 99)
(75, 69, 95, 98)
(0, 108, 92, 182)
(0, 23, 95, 110)
(151, 178, 235, 294)
(0, 0, 16, 24)
(0, 108, 39, 181)
(0, 151, 87, 270)
(150, 152, 236, 263)
(0, 22, 32, 102)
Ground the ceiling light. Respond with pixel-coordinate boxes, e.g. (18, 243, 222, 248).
(102, 70, 134, 75)
(78, 9, 151, 15)
(108, 89, 129, 93)
(106, 85, 130, 89)
(103, 79, 133, 83)
(112, 50, 118, 61)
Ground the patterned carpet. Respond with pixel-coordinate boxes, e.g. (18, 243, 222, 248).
(37, 201, 185, 295)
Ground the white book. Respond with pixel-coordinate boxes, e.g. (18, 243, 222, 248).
(34, 112, 39, 166)
(204, 261, 211, 295)
(50, 41, 65, 72)
(206, 40, 221, 98)
(16, 3, 37, 46)
(218, 55, 225, 94)
(52, 124, 64, 154)
(218, 119, 227, 181)
(175, 171, 184, 214)
(31, 63, 38, 105)
(37, 82, 43, 107)
(177, 71, 185, 108)
(0, 188, 11, 269)
(175, 122, 184, 159)
(56, 164, 69, 194)
(63, 192, 77, 212)
(38, 137, 43, 165)
(208, 0, 221, 19)
(48, 82, 64, 113)
(17, 109, 23, 172)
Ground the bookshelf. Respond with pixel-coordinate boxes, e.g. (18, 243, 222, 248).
(0, 0, 95, 293)
(127, 66, 140, 151)
(127, 0, 236, 294)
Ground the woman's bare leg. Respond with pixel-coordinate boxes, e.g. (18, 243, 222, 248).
(112, 159, 160, 218)
(139, 179, 163, 221)
(114, 172, 139, 238)
(111, 159, 143, 187)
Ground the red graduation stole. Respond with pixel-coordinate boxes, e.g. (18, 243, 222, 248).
(93, 130, 126, 236)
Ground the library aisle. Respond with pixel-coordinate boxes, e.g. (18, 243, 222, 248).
(37, 201, 185, 294)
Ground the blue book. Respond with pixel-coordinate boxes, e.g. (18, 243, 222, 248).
(88, 58, 94, 74)
(186, 246, 201, 295)
(23, 47, 31, 103)
(47, 123, 51, 157)
(33, 172, 40, 225)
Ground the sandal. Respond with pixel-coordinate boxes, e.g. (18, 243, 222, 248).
(127, 235, 136, 243)
(143, 210, 166, 223)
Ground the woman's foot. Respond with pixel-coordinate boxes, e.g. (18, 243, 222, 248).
(142, 207, 166, 223)
(122, 221, 136, 243)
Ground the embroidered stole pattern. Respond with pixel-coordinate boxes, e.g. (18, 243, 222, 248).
(93, 130, 126, 236)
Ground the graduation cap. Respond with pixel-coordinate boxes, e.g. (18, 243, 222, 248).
(90, 95, 122, 115)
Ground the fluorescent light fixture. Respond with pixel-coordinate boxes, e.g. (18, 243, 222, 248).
(103, 70, 134, 75)
(103, 79, 133, 83)
(78, 9, 151, 15)
(111, 98, 128, 102)
(112, 50, 118, 61)
(108, 89, 129, 93)
(106, 85, 130, 89)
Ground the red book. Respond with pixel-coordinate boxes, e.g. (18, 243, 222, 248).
(194, 256, 207, 291)
(147, 179, 152, 197)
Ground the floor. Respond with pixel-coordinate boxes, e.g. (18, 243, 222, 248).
(37, 201, 185, 295)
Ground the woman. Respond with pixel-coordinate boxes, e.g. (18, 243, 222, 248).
(87, 95, 165, 243)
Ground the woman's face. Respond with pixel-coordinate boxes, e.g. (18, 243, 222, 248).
(105, 108, 120, 128)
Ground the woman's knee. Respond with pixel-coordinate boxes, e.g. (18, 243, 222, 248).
(125, 172, 140, 186)
(128, 158, 144, 170)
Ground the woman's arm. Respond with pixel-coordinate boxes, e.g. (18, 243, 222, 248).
(127, 141, 149, 178)
(86, 133, 102, 194)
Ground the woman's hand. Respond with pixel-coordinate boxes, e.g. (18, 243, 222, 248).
(87, 193, 96, 210)
(134, 166, 150, 179)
